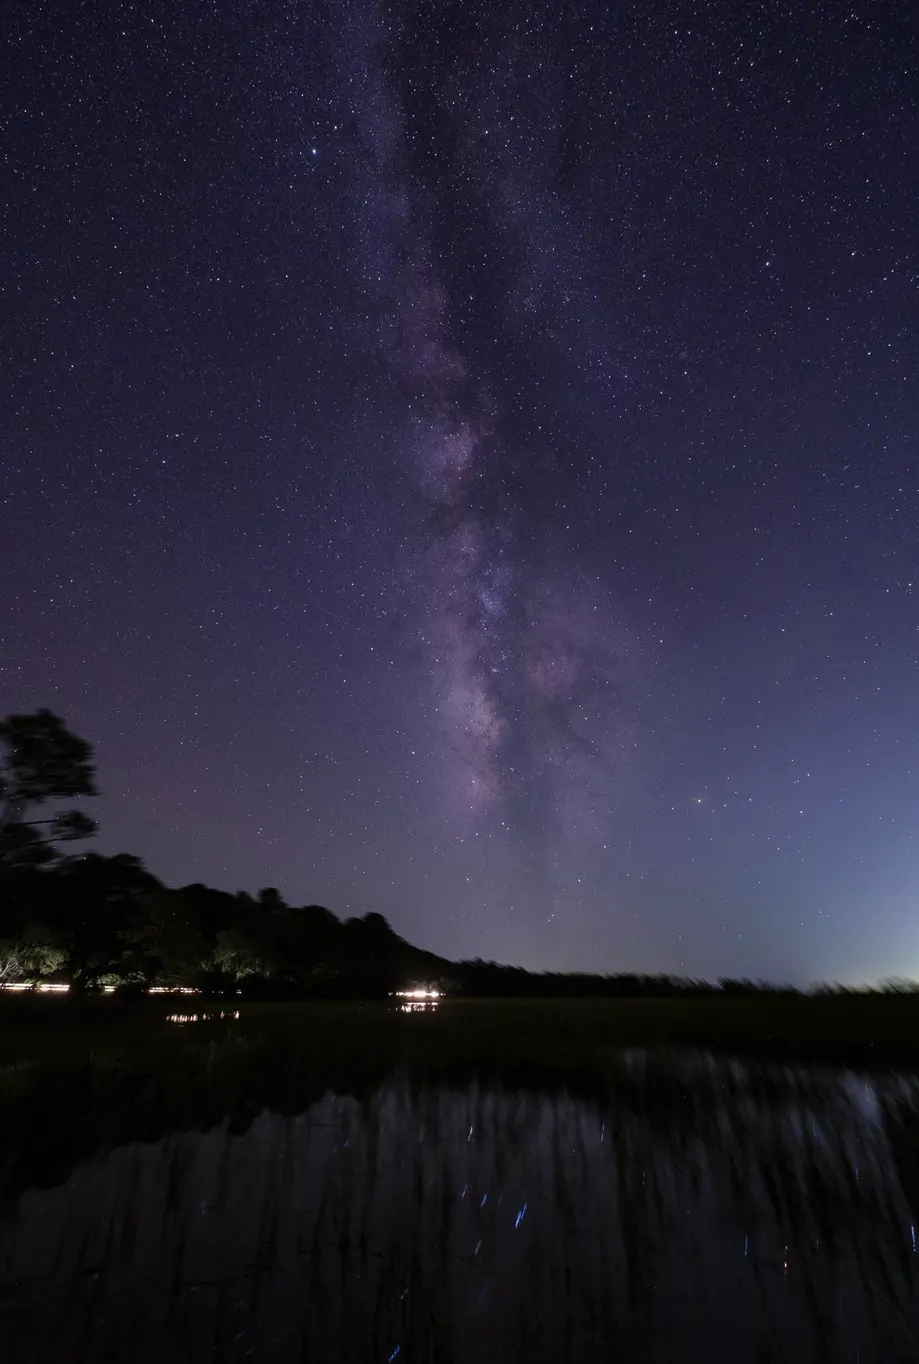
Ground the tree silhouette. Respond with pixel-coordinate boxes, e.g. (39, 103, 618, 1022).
(42, 853, 162, 992)
(0, 710, 97, 870)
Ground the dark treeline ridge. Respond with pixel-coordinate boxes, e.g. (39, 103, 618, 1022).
(1, 710, 916, 1000)
(2, 852, 448, 998)
(10, 850, 894, 1000)
(443, 963, 919, 998)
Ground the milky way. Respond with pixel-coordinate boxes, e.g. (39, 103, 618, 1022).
(350, 3, 643, 867)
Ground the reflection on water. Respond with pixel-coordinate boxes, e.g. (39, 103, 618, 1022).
(394, 988, 441, 1015)
(1, 1051, 918, 1361)
(166, 1011, 241, 1025)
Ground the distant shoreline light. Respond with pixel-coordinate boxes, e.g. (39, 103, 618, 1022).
(0, 981, 72, 993)
(0, 983, 202, 995)
(0, 983, 442, 999)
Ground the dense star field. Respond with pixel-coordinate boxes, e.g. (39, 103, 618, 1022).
(3, 1, 918, 981)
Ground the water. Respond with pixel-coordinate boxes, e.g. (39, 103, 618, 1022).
(1, 1041, 918, 1361)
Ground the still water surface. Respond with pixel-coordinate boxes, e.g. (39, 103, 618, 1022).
(1, 1046, 918, 1361)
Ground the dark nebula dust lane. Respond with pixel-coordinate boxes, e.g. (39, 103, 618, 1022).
(2, 0, 918, 977)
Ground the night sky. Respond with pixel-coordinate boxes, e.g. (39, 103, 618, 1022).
(4, 1, 918, 983)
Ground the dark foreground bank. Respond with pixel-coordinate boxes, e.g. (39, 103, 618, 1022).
(3, 991, 919, 1070)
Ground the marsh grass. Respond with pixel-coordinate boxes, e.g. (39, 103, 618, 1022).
(2, 991, 919, 1083)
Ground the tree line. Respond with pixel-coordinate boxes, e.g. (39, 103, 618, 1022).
(1, 710, 915, 999)
(0, 710, 443, 996)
